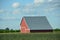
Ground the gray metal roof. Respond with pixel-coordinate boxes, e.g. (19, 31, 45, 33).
(23, 16, 52, 30)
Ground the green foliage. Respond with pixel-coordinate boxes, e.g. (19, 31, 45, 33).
(0, 29, 5, 33)
(0, 28, 20, 33)
(5, 28, 9, 30)
(5, 28, 9, 33)
(54, 28, 60, 31)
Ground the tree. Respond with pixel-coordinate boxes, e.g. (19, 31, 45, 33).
(5, 27, 9, 33)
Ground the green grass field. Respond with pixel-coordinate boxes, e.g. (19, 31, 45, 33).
(0, 31, 60, 40)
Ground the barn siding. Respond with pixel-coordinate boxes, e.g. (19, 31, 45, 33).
(20, 18, 30, 33)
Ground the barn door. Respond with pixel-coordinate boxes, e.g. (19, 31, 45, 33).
(21, 26, 30, 33)
(21, 27, 26, 33)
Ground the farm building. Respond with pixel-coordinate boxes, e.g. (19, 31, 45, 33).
(20, 16, 53, 33)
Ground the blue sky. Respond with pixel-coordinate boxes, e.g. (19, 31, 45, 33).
(0, 0, 60, 30)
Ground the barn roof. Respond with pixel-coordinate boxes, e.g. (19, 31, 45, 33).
(23, 16, 53, 30)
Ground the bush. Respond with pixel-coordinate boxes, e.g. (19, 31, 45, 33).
(54, 28, 60, 31)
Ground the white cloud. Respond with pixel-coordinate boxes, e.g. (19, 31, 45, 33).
(0, 9, 5, 13)
(22, 3, 35, 13)
(48, 0, 53, 2)
(44, 7, 54, 13)
(44, 3, 58, 13)
(2, 17, 16, 19)
(23, 8, 34, 13)
(12, 2, 20, 8)
(34, 0, 44, 4)
(12, 9, 21, 14)
(23, 8, 29, 13)
(45, 6, 55, 12)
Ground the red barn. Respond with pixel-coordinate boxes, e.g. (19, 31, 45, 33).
(20, 16, 53, 33)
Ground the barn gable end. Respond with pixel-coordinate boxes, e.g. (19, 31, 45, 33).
(20, 18, 30, 33)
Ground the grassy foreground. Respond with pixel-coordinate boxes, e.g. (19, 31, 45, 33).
(0, 31, 60, 40)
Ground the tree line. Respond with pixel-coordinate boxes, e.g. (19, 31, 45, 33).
(0, 28, 60, 33)
(0, 28, 20, 33)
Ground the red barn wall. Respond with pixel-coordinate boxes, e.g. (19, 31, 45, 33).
(20, 18, 30, 33)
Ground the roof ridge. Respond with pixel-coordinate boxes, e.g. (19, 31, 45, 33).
(23, 16, 46, 18)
